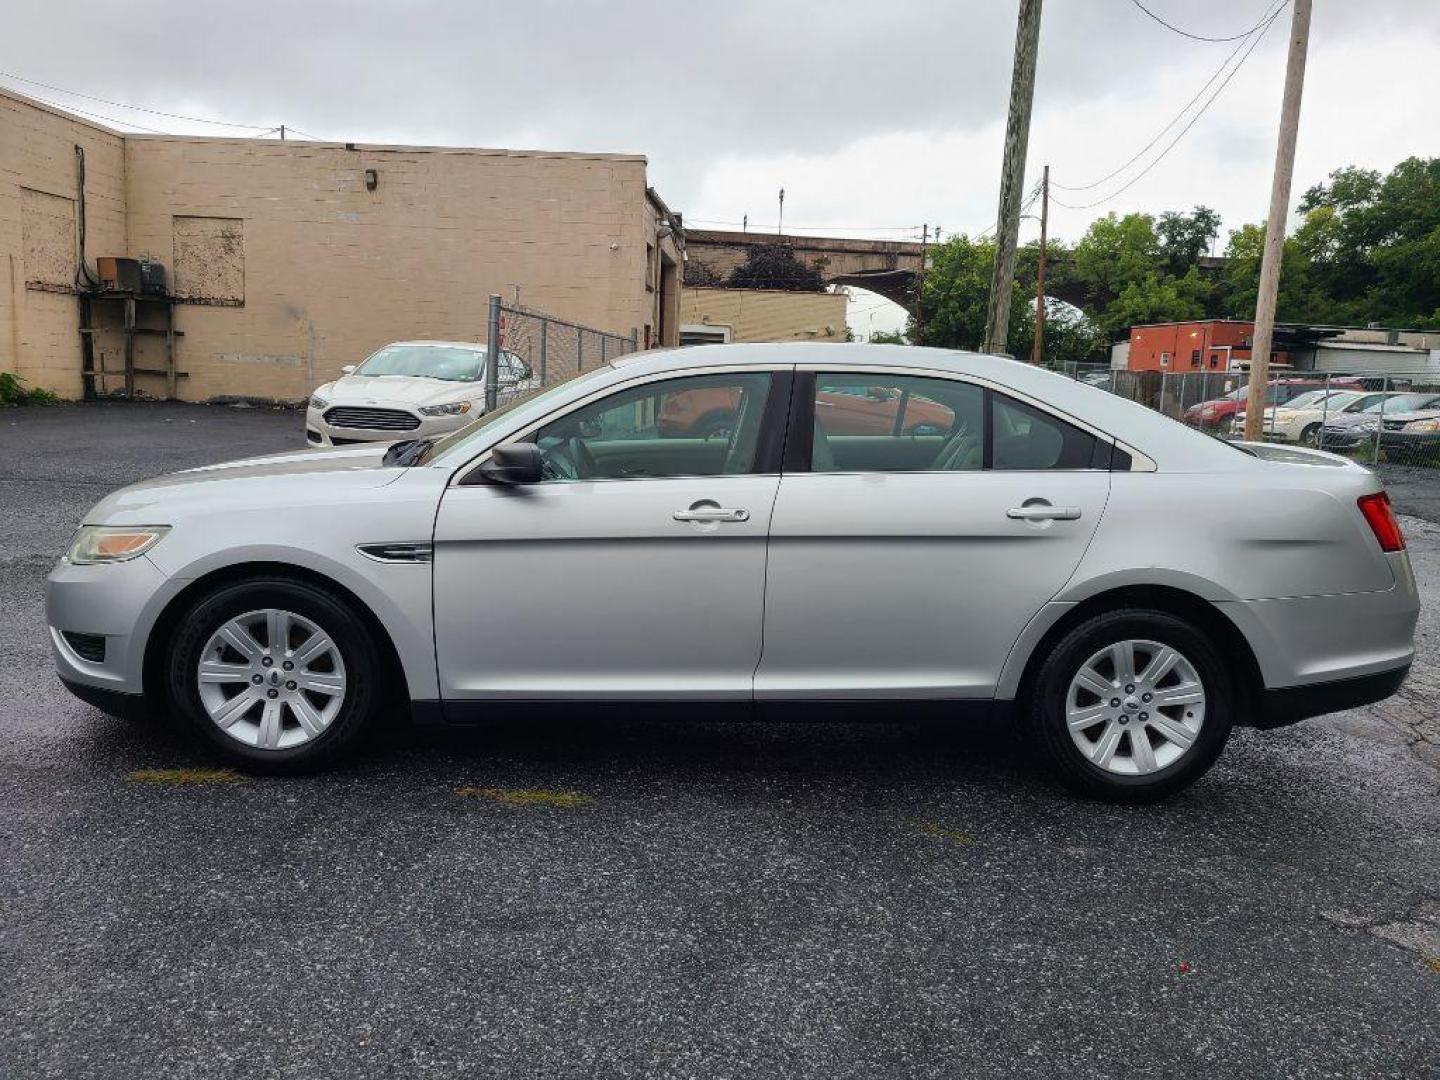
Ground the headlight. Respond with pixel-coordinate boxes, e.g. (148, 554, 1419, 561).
(419, 401, 473, 417)
(65, 525, 169, 565)
(309, 396, 329, 411)
(1405, 418, 1440, 432)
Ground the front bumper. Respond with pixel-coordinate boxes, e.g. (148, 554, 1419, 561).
(1317, 428, 1373, 450)
(304, 407, 472, 447)
(47, 554, 180, 696)
(1378, 430, 1440, 457)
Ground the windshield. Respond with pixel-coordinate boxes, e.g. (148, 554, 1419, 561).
(1365, 393, 1436, 413)
(356, 344, 487, 382)
(1282, 389, 1329, 409)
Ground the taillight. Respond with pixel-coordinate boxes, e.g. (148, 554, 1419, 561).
(1357, 492, 1405, 552)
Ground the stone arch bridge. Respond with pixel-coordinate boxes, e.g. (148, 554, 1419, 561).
(683, 229, 928, 311)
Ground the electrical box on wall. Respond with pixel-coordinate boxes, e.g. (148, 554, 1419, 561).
(95, 256, 167, 294)
(96, 257, 141, 292)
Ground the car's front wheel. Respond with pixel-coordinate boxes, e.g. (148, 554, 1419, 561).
(167, 576, 382, 773)
(1024, 610, 1234, 802)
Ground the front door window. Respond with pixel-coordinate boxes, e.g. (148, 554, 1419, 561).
(530, 372, 774, 481)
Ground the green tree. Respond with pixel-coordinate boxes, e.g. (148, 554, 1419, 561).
(726, 243, 825, 292)
(1156, 206, 1222, 275)
(913, 234, 1102, 366)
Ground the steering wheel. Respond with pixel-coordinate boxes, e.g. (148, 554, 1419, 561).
(540, 436, 597, 481)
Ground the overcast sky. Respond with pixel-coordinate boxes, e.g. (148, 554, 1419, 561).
(6, 0, 1438, 336)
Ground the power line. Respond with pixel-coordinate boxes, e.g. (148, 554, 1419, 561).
(17, 92, 172, 135)
(0, 69, 277, 130)
(1048, 3, 1286, 211)
(1052, 0, 1287, 192)
(1126, 0, 1290, 42)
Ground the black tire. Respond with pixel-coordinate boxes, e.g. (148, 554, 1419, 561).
(1216, 415, 1235, 435)
(166, 576, 382, 774)
(1023, 609, 1235, 803)
(1300, 423, 1321, 446)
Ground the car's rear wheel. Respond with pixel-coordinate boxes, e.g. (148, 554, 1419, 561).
(167, 577, 382, 773)
(1024, 610, 1234, 802)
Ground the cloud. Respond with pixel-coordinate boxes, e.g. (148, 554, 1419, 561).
(5, 0, 1436, 253)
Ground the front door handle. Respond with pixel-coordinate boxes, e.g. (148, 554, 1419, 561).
(1007, 504, 1081, 521)
(674, 506, 750, 523)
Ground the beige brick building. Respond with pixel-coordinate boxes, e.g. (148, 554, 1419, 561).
(1, 88, 682, 402)
(679, 286, 848, 345)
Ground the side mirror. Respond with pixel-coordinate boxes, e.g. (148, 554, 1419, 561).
(341, 365, 357, 375)
(474, 442, 544, 485)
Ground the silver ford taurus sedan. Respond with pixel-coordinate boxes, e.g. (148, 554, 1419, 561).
(47, 344, 1419, 800)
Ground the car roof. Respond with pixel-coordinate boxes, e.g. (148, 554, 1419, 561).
(609, 343, 1249, 472)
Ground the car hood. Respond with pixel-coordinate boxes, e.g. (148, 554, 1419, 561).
(1323, 411, 1382, 428)
(1327, 409, 1440, 428)
(1382, 409, 1440, 423)
(82, 445, 403, 523)
(319, 374, 483, 407)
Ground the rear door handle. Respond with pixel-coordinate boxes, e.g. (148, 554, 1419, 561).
(1007, 505, 1081, 521)
(674, 506, 750, 523)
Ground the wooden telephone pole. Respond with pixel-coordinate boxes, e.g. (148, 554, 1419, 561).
(983, 0, 1044, 356)
(1031, 165, 1050, 366)
(1243, 0, 1312, 443)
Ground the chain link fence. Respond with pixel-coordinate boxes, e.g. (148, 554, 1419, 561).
(484, 295, 639, 409)
(1060, 361, 1440, 469)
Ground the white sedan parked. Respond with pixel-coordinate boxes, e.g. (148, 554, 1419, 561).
(1234, 389, 1387, 445)
(305, 340, 537, 447)
(49, 344, 1418, 801)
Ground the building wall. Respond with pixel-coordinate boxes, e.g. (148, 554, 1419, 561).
(1, 88, 680, 402)
(679, 286, 847, 344)
(0, 92, 126, 397)
(1311, 342, 1438, 374)
(123, 136, 662, 401)
(1128, 320, 1289, 372)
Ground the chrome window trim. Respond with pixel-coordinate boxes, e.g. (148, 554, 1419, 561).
(447, 362, 793, 487)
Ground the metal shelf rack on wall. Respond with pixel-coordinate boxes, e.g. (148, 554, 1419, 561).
(77, 290, 188, 400)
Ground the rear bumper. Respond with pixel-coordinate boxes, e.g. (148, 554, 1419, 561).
(1255, 663, 1411, 729)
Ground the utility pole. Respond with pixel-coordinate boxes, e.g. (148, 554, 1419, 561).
(742, 213, 747, 233)
(777, 188, 785, 235)
(279, 124, 285, 141)
(1031, 165, 1050, 367)
(915, 223, 929, 344)
(982, 0, 1043, 357)
(1243, 0, 1311, 443)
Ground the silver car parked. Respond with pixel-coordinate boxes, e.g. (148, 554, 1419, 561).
(48, 345, 1419, 800)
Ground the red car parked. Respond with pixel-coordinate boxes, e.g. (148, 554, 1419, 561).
(1184, 378, 1336, 433)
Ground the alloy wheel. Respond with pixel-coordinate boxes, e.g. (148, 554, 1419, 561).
(1065, 639, 1206, 776)
(195, 608, 347, 750)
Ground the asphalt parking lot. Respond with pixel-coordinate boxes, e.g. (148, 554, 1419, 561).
(2, 402, 1438, 1080)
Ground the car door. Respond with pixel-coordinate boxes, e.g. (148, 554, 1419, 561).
(755, 369, 1113, 700)
(432, 367, 789, 702)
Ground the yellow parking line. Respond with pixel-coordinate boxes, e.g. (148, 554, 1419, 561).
(126, 767, 247, 786)
(910, 819, 974, 845)
(456, 787, 593, 808)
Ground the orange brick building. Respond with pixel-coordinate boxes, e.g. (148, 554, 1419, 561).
(1127, 319, 1290, 372)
